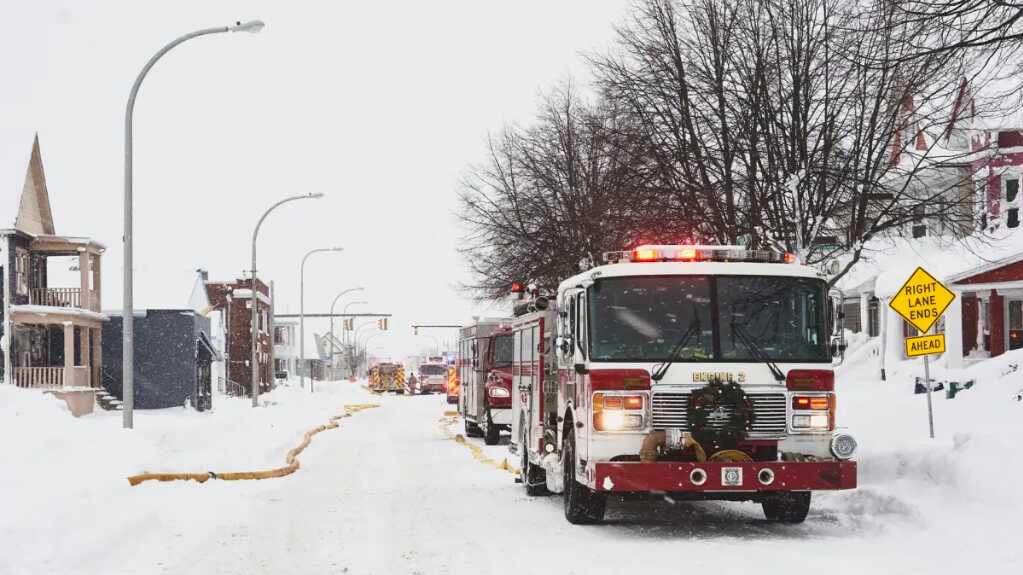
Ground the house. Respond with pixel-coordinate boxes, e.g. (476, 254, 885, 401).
(205, 276, 273, 396)
(273, 319, 297, 379)
(837, 76, 1023, 374)
(1, 136, 106, 415)
(101, 309, 220, 410)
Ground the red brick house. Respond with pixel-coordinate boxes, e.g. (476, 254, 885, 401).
(205, 277, 273, 396)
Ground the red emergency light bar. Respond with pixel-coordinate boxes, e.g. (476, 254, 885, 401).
(603, 245, 795, 265)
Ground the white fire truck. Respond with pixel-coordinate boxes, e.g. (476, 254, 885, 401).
(509, 245, 856, 524)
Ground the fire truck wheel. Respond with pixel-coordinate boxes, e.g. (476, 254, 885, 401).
(521, 437, 548, 496)
(562, 431, 606, 524)
(464, 419, 482, 438)
(761, 491, 811, 523)
(483, 412, 500, 445)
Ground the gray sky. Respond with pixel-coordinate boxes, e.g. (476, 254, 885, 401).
(1, 0, 632, 357)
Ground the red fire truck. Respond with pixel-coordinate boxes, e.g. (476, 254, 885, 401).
(509, 245, 856, 524)
(457, 318, 515, 445)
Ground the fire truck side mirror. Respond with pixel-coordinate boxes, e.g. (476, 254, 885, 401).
(574, 363, 588, 375)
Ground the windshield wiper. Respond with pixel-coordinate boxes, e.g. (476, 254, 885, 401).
(730, 321, 785, 382)
(651, 316, 701, 382)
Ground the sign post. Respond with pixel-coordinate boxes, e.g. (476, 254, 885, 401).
(888, 267, 956, 439)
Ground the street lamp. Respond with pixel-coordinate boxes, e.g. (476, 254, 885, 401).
(419, 334, 440, 354)
(328, 288, 365, 359)
(340, 300, 368, 347)
(122, 19, 264, 429)
(250, 193, 323, 407)
(359, 332, 387, 374)
(300, 247, 343, 391)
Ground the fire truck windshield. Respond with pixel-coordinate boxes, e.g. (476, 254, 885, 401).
(493, 334, 514, 367)
(588, 275, 829, 363)
(419, 364, 447, 376)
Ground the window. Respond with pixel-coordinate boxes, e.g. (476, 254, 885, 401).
(274, 326, 290, 345)
(1010, 300, 1022, 351)
(912, 205, 927, 238)
(1004, 176, 1020, 229)
(15, 248, 28, 295)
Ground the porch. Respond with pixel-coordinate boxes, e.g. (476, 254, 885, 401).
(7, 308, 103, 389)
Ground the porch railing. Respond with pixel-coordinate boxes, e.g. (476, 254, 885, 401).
(12, 366, 91, 389)
(29, 287, 81, 309)
(13, 367, 65, 388)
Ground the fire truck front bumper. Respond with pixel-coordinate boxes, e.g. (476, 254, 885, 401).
(591, 460, 856, 493)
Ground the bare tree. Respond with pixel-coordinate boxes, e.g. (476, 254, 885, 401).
(594, 0, 1010, 283)
(457, 86, 664, 300)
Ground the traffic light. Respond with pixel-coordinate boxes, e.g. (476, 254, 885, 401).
(378, 318, 388, 330)
(343, 318, 353, 330)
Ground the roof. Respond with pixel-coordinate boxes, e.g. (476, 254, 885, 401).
(835, 231, 1023, 298)
(3, 133, 55, 236)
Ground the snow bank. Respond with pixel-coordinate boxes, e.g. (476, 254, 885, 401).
(831, 348, 1023, 532)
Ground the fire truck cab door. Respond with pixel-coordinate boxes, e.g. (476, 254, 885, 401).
(573, 292, 590, 463)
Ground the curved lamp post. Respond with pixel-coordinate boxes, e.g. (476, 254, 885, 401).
(123, 20, 264, 429)
(339, 299, 368, 347)
(335, 299, 367, 375)
(328, 288, 365, 362)
(359, 332, 387, 374)
(300, 247, 343, 390)
(250, 193, 323, 407)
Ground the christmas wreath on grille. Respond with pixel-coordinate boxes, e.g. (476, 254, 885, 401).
(687, 378, 755, 453)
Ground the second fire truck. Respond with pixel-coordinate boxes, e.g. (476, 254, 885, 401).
(509, 245, 857, 524)
(457, 318, 515, 445)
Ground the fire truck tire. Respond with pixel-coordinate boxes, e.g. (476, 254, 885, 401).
(562, 431, 606, 524)
(761, 491, 811, 523)
(464, 419, 482, 438)
(483, 412, 500, 445)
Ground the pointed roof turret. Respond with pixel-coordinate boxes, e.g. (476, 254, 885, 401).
(13, 135, 56, 235)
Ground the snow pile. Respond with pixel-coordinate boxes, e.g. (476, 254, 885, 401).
(0, 380, 373, 569)
(825, 348, 1023, 533)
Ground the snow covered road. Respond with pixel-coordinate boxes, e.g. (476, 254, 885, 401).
(3, 380, 1020, 574)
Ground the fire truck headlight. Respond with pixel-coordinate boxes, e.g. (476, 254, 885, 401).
(593, 412, 644, 431)
(830, 433, 857, 460)
(792, 414, 829, 430)
(488, 387, 510, 398)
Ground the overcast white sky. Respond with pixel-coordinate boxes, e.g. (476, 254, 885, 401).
(1, 0, 633, 358)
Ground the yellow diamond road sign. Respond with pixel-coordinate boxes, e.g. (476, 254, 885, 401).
(889, 267, 956, 333)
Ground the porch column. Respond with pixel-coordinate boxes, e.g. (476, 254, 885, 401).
(883, 297, 904, 377)
(63, 321, 73, 387)
(91, 254, 101, 312)
(80, 326, 90, 384)
(859, 293, 870, 335)
(944, 292, 964, 369)
(79, 251, 90, 310)
(92, 327, 102, 389)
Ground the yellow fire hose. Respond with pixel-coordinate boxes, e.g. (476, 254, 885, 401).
(126, 404, 379, 486)
(438, 414, 519, 477)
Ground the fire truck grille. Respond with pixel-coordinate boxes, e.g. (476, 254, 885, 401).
(651, 392, 788, 438)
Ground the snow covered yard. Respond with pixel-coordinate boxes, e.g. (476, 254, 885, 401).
(1, 363, 1021, 574)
